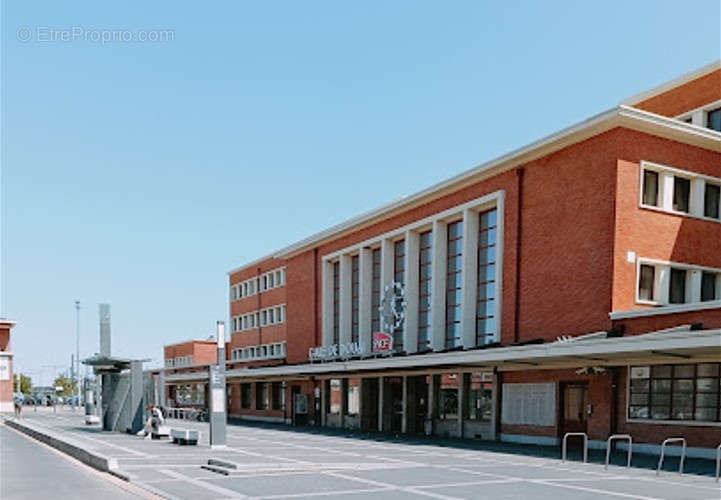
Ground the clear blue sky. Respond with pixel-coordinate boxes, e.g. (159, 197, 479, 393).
(2, 1, 719, 385)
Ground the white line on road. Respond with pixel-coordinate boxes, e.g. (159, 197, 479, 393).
(158, 468, 248, 499)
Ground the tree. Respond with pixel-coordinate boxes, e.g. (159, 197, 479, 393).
(13, 373, 32, 394)
(53, 374, 77, 398)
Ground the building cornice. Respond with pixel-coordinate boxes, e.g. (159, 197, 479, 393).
(226, 104, 721, 270)
(620, 60, 721, 106)
(610, 301, 721, 320)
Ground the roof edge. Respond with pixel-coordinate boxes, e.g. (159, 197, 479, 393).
(621, 60, 721, 106)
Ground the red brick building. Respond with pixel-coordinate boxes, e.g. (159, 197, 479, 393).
(0, 320, 17, 412)
(164, 61, 721, 456)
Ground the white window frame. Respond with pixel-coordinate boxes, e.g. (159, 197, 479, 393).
(635, 257, 721, 307)
(639, 161, 721, 223)
(675, 98, 721, 129)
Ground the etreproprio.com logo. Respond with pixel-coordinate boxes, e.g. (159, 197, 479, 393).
(16, 25, 174, 44)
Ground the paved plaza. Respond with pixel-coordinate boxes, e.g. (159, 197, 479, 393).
(3, 408, 720, 500)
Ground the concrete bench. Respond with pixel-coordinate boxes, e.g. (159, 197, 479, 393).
(171, 428, 200, 445)
(151, 425, 170, 440)
(85, 415, 100, 425)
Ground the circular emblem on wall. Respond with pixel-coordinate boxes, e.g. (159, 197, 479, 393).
(379, 282, 407, 332)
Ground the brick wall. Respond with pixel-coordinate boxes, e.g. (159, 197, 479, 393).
(632, 68, 721, 117)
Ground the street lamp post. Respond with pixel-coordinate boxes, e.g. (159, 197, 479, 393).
(209, 321, 227, 448)
(75, 301, 80, 411)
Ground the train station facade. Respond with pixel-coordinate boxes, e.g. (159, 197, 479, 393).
(163, 61, 721, 458)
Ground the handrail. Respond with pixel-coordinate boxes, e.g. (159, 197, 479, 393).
(715, 443, 721, 482)
(657, 437, 686, 476)
(605, 434, 632, 470)
(562, 432, 588, 463)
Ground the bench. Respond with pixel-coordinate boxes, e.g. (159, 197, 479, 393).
(171, 428, 200, 445)
(85, 415, 100, 425)
(151, 425, 170, 440)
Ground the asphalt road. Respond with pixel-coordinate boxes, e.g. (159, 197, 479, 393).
(0, 424, 145, 500)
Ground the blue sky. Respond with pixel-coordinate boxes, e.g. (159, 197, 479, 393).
(2, 1, 719, 385)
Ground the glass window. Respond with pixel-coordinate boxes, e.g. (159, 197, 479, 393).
(466, 373, 493, 421)
(393, 240, 406, 351)
(642, 169, 659, 207)
(241, 383, 251, 409)
(437, 374, 459, 420)
(347, 379, 360, 416)
(705, 183, 720, 219)
(418, 231, 433, 350)
(673, 176, 690, 213)
(371, 248, 381, 332)
(669, 268, 686, 304)
(476, 209, 497, 346)
(332, 261, 340, 345)
(257, 382, 269, 410)
(445, 222, 463, 349)
(638, 264, 655, 301)
(271, 382, 284, 410)
(701, 272, 718, 302)
(708, 107, 721, 132)
(351, 255, 360, 343)
(329, 379, 341, 414)
(629, 364, 721, 422)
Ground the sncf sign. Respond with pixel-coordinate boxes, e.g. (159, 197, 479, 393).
(372, 332, 393, 353)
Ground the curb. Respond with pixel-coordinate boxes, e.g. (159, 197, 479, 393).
(3, 418, 128, 481)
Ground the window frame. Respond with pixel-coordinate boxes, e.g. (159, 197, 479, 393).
(639, 161, 721, 224)
(635, 257, 721, 307)
(627, 364, 721, 426)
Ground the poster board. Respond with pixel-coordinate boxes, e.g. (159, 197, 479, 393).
(501, 383, 556, 426)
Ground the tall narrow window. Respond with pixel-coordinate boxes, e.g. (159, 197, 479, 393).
(393, 239, 405, 351)
(638, 264, 655, 301)
(701, 272, 717, 302)
(673, 176, 690, 213)
(705, 183, 720, 219)
(642, 170, 659, 207)
(669, 268, 687, 304)
(476, 209, 497, 346)
(708, 107, 721, 132)
(351, 255, 360, 343)
(418, 231, 433, 350)
(371, 249, 381, 332)
(445, 221, 463, 348)
(332, 261, 340, 344)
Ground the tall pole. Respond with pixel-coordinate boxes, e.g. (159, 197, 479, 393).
(75, 300, 80, 410)
(209, 321, 227, 448)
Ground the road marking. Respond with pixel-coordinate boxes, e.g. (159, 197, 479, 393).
(158, 468, 248, 499)
(324, 471, 464, 500)
(255, 487, 390, 498)
(534, 479, 665, 500)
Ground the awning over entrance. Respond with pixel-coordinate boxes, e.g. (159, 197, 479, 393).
(163, 327, 721, 383)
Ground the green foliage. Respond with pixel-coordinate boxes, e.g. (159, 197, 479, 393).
(53, 374, 78, 398)
(14, 373, 32, 394)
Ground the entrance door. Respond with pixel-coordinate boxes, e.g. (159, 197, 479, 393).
(560, 383, 589, 435)
(386, 377, 404, 433)
(361, 379, 379, 432)
(406, 376, 428, 434)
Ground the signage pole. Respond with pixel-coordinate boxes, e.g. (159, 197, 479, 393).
(209, 321, 227, 448)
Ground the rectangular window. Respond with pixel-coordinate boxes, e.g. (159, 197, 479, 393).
(437, 375, 459, 420)
(445, 221, 463, 349)
(329, 379, 341, 414)
(673, 176, 691, 213)
(351, 255, 360, 343)
(476, 209, 497, 346)
(669, 268, 687, 304)
(256, 382, 269, 410)
(466, 373, 493, 421)
(371, 248, 381, 332)
(629, 364, 721, 422)
(705, 183, 720, 219)
(642, 169, 659, 207)
(708, 107, 721, 132)
(701, 272, 718, 302)
(347, 379, 360, 416)
(241, 383, 251, 409)
(418, 230, 433, 350)
(332, 261, 340, 345)
(271, 382, 284, 411)
(393, 239, 405, 351)
(638, 264, 655, 301)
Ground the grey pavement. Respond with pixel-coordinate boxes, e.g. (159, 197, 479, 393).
(0, 423, 145, 500)
(5, 408, 721, 500)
